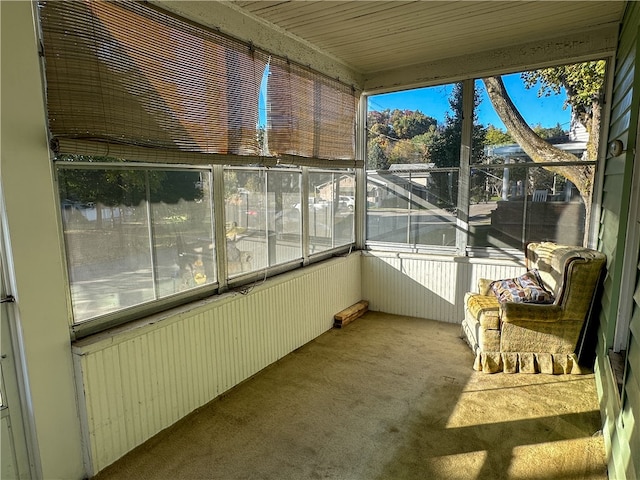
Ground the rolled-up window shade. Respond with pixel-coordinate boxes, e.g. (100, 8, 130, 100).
(39, 1, 360, 167)
(39, 0, 267, 156)
(267, 58, 358, 161)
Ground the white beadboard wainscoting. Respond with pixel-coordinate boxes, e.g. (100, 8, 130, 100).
(361, 251, 525, 323)
(72, 253, 361, 475)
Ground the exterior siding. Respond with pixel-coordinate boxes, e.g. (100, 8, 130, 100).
(595, 3, 640, 480)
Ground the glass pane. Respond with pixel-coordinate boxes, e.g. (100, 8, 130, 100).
(471, 62, 602, 250)
(468, 165, 587, 248)
(59, 169, 153, 321)
(224, 169, 266, 275)
(367, 169, 457, 246)
(267, 170, 302, 265)
(308, 171, 355, 253)
(224, 168, 302, 276)
(59, 167, 213, 323)
(150, 170, 215, 295)
(525, 167, 586, 245)
(367, 83, 462, 170)
(366, 83, 461, 247)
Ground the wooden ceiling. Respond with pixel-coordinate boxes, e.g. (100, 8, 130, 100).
(230, 1, 625, 75)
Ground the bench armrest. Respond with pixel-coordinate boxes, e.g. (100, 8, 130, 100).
(477, 278, 493, 296)
(500, 302, 563, 324)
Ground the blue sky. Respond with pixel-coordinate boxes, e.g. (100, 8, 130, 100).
(258, 70, 571, 131)
(367, 72, 571, 131)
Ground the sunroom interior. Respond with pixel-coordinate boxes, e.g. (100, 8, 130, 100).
(1, 1, 638, 479)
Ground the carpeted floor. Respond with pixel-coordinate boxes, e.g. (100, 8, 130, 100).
(93, 311, 607, 480)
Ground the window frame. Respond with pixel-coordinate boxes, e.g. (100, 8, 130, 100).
(57, 161, 218, 339)
(363, 68, 607, 258)
(38, 0, 361, 338)
(57, 161, 357, 338)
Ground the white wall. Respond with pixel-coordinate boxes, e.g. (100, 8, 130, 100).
(0, 2, 85, 479)
(362, 252, 525, 322)
(73, 254, 361, 475)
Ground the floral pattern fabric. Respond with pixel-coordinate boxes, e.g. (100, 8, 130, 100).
(489, 270, 554, 304)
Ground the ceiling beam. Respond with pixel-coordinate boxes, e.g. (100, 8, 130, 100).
(363, 25, 620, 94)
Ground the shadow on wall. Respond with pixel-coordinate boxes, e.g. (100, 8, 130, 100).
(361, 253, 525, 323)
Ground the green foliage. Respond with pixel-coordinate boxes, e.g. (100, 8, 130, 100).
(532, 122, 567, 140)
(367, 139, 388, 170)
(521, 60, 605, 129)
(430, 83, 487, 168)
(367, 108, 438, 167)
(57, 155, 204, 214)
(485, 125, 513, 145)
(388, 139, 421, 164)
(411, 126, 439, 162)
(390, 109, 437, 139)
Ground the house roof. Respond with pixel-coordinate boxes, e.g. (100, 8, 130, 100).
(488, 142, 587, 160)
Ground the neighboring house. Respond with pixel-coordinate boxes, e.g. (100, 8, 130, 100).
(1, 2, 638, 480)
(316, 175, 356, 202)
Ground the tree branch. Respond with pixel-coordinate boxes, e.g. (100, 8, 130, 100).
(482, 76, 592, 200)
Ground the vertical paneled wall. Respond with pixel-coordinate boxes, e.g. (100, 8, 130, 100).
(73, 254, 361, 475)
(361, 252, 525, 323)
(595, 3, 640, 479)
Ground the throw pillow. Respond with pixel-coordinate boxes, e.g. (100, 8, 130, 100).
(489, 270, 554, 304)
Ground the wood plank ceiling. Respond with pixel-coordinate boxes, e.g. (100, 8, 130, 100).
(230, 1, 626, 75)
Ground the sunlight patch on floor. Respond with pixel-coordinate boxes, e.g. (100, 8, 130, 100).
(507, 437, 607, 479)
(445, 374, 601, 429)
(427, 450, 488, 480)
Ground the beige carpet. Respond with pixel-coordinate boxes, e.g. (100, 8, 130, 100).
(93, 312, 607, 480)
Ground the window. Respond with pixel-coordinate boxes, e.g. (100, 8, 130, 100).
(58, 164, 215, 325)
(224, 167, 303, 276)
(367, 168, 458, 248)
(224, 167, 355, 277)
(308, 171, 356, 253)
(58, 162, 356, 329)
(366, 62, 604, 254)
(39, 1, 359, 334)
(469, 73, 598, 251)
(468, 162, 590, 249)
(366, 83, 461, 250)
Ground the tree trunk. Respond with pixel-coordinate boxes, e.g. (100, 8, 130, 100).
(482, 76, 594, 244)
(482, 76, 593, 203)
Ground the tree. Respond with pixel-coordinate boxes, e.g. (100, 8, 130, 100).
(482, 75, 596, 203)
(485, 125, 512, 146)
(428, 83, 487, 208)
(388, 139, 421, 165)
(367, 140, 387, 170)
(522, 61, 604, 161)
(430, 83, 487, 168)
(411, 125, 440, 162)
(483, 61, 605, 243)
(58, 155, 203, 228)
(367, 109, 438, 168)
(430, 83, 464, 168)
(390, 109, 437, 139)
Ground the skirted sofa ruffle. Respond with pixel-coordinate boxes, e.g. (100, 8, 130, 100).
(473, 351, 583, 374)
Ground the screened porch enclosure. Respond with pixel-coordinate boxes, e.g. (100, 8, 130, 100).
(4, 1, 638, 479)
